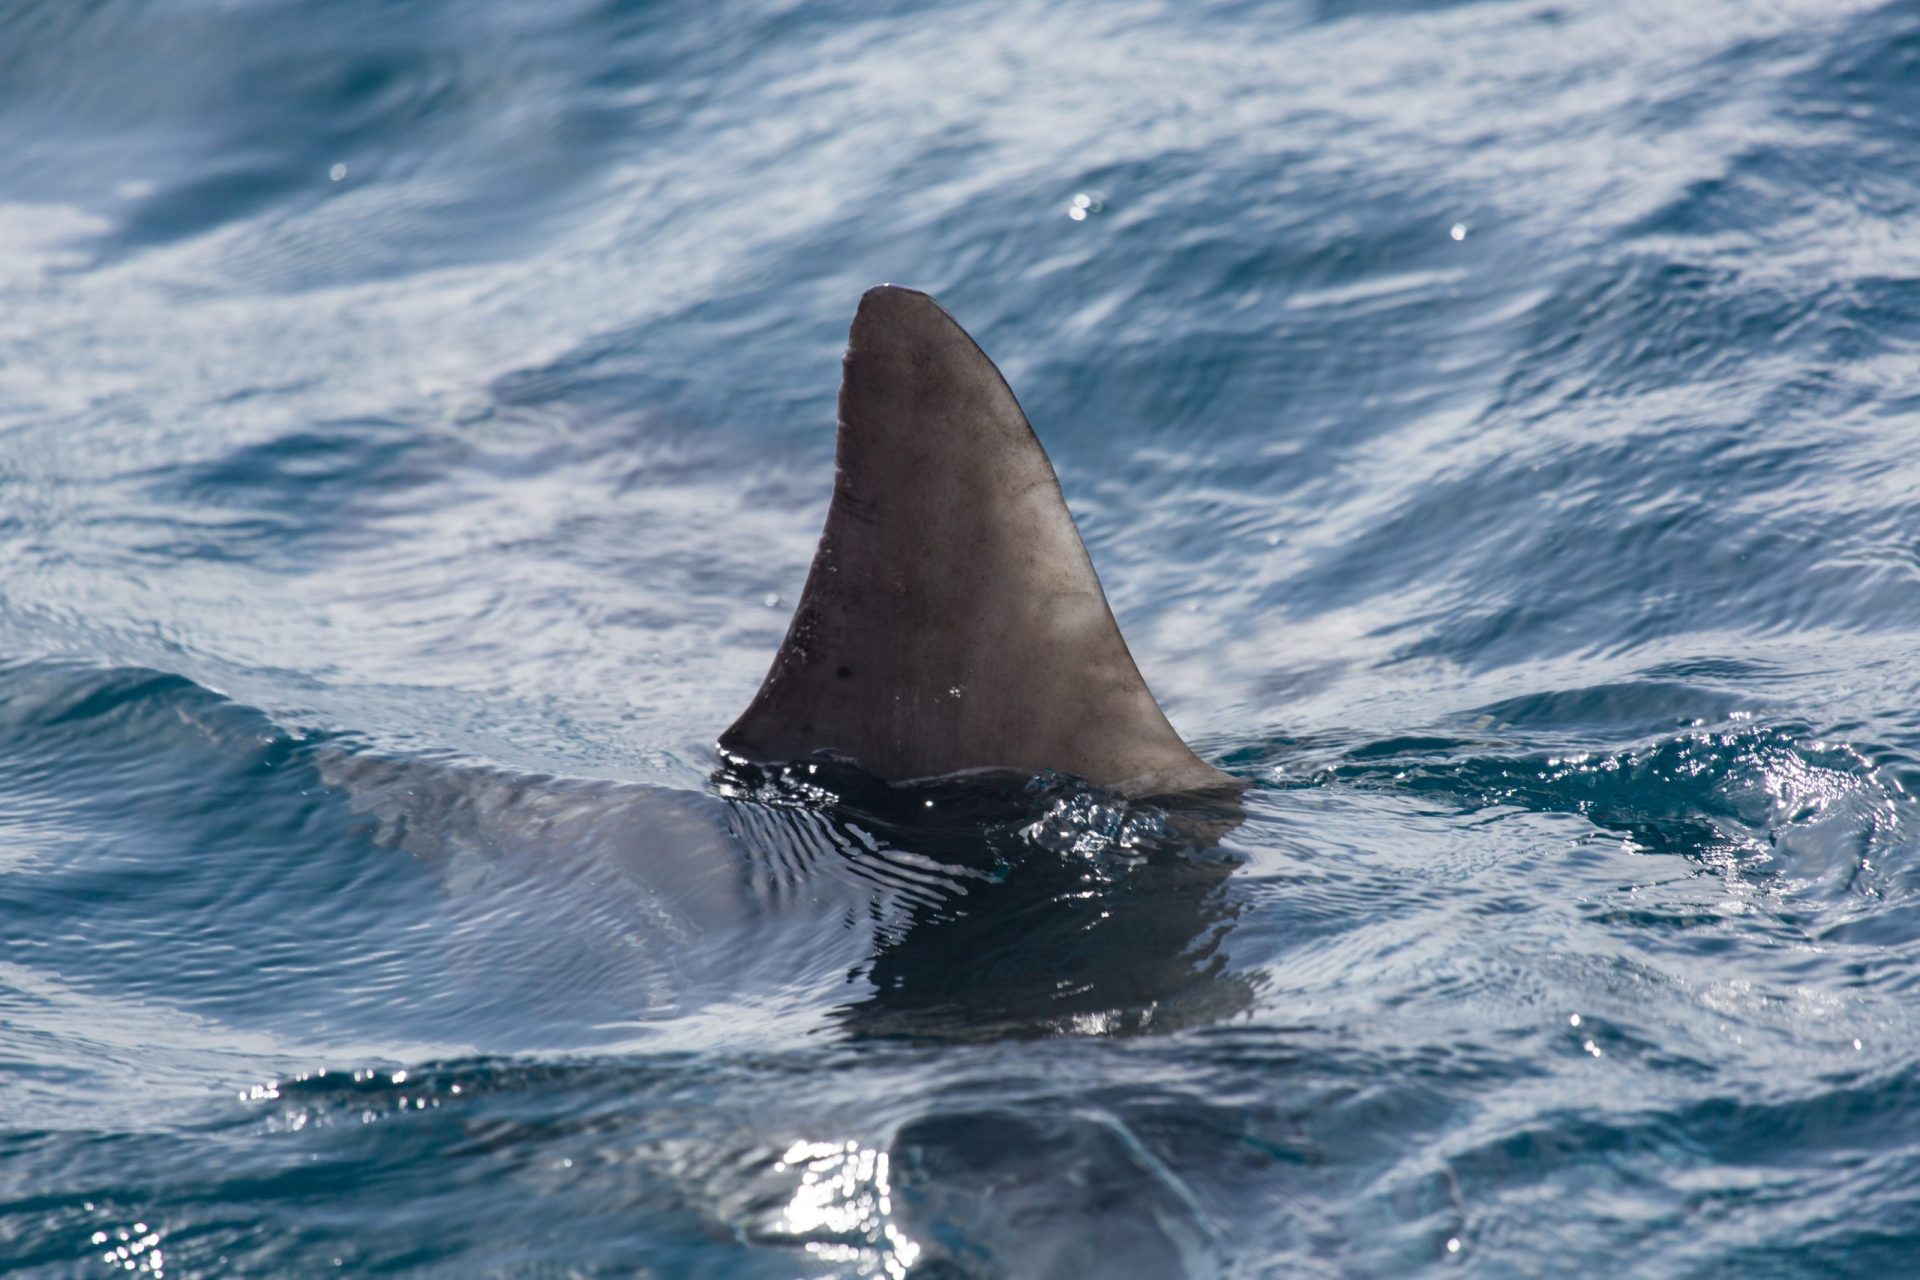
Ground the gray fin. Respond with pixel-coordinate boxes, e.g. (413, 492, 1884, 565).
(720, 285, 1236, 798)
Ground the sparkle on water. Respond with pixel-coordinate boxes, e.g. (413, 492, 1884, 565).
(770, 1140, 922, 1279)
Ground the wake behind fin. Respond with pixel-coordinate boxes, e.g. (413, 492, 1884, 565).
(720, 285, 1235, 799)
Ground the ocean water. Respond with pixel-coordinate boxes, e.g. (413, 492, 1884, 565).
(4, 0, 1920, 1273)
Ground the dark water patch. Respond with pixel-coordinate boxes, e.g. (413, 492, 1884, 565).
(1472, 679, 1758, 743)
(1794, 0, 1920, 141)
(0, 664, 466, 1052)
(889, 1107, 1220, 1277)
(1307, 718, 1896, 866)
(0, 0, 635, 283)
(131, 418, 456, 563)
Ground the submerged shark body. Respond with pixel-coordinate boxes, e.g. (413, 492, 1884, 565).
(321, 747, 1251, 1043)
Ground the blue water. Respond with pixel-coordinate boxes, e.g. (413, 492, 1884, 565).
(5, 0, 1920, 1273)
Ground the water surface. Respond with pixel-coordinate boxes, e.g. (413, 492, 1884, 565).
(4, 0, 1920, 1274)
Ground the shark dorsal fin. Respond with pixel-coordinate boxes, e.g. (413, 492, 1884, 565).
(720, 285, 1233, 798)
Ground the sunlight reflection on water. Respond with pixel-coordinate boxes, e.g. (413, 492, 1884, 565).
(769, 1139, 921, 1279)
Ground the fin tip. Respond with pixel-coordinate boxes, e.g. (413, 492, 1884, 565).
(855, 283, 948, 328)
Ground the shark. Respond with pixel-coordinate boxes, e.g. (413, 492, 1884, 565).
(318, 285, 1246, 1044)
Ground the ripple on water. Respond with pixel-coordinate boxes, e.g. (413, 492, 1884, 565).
(6, 0, 1920, 1273)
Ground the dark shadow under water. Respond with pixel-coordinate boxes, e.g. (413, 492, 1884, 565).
(715, 760, 1255, 1043)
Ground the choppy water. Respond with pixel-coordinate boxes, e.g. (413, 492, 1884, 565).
(5, 0, 1920, 1274)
